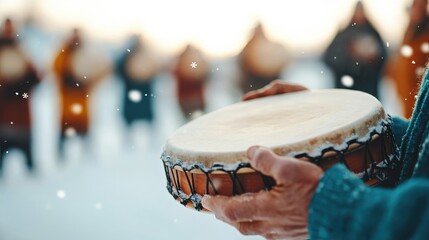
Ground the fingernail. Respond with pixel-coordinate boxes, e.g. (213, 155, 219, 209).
(247, 146, 260, 159)
(201, 195, 212, 210)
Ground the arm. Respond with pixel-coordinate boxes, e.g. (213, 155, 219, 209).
(391, 116, 409, 147)
(310, 164, 429, 240)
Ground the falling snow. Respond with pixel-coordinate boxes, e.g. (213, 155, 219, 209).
(95, 202, 103, 210)
(421, 42, 429, 53)
(412, 60, 416, 64)
(65, 127, 76, 137)
(386, 42, 390, 47)
(57, 190, 66, 199)
(128, 90, 142, 102)
(341, 75, 354, 87)
(71, 103, 83, 114)
(400, 45, 413, 57)
(22, 93, 29, 99)
(190, 62, 198, 68)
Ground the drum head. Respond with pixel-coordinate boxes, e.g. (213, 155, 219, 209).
(125, 50, 157, 81)
(164, 89, 386, 167)
(71, 45, 111, 83)
(0, 46, 27, 81)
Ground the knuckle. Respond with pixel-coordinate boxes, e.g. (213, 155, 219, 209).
(264, 234, 276, 240)
(223, 205, 237, 222)
(237, 223, 251, 235)
(272, 80, 283, 86)
(253, 149, 273, 162)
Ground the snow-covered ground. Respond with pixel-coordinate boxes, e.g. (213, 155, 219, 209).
(0, 26, 402, 240)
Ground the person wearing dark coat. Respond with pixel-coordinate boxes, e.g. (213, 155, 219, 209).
(0, 18, 39, 173)
(385, 0, 429, 118)
(117, 36, 156, 125)
(174, 44, 209, 119)
(323, 1, 387, 99)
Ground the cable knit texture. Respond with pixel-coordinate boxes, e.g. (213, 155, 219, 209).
(309, 71, 429, 239)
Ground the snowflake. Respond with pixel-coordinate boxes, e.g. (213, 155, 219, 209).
(401, 45, 413, 57)
(341, 75, 354, 87)
(128, 90, 142, 102)
(71, 103, 83, 114)
(190, 62, 198, 68)
(22, 93, 29, 99)
(57, 190, 66, 199)
(95, 202, 103, 210)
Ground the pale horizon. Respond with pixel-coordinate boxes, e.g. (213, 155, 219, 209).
(0, 0, 413, 57)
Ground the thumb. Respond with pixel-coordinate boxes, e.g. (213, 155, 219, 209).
(247, 146, 293, 183)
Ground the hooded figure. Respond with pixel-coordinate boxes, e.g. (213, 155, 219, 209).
(0, 18, 39, 172)
(240, 23, 288, 94)
(386, 0, 429, 118)
(174, 44, 209, 119)
(117, 36, 157, 125)
(323, 1, 387, 99)
(53, 29, 110, 155)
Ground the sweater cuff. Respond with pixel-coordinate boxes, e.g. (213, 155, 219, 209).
(391, 116, 409, 147)
(308, 164, 368, 239)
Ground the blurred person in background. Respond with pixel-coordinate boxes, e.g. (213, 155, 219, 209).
(174, 44, 209, 120)
(0, 18, 40, 173)
(53, 28, 110, 157)
(323, 1, 387, 99)
(117, 35, 158, 126)
(386, 0, 429, 118)
(239, 23, 288, 94)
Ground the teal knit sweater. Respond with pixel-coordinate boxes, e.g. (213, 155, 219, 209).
(309, 71, 429, 239)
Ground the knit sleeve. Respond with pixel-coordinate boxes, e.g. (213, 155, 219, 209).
(309, 164, 429, 240)
(391, 116, 409, 147)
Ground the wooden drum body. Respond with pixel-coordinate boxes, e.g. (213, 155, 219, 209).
(161, 90, 400, 210)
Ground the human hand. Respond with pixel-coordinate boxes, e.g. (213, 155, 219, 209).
(242, 80, 307, 101)
(201, 146, 323, 240)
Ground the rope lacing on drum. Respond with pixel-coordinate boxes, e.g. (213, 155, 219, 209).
(161, 115, 400, 210)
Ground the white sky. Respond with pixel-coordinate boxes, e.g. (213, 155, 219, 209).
(0, 0, 412, 57)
